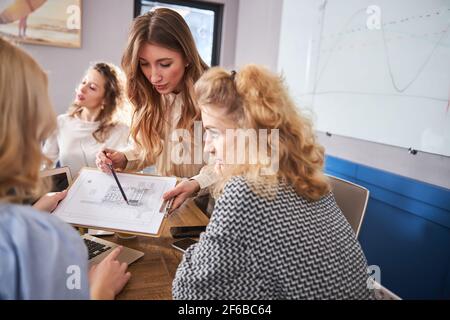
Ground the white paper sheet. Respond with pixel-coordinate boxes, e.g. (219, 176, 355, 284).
(53, 168, 177, 235)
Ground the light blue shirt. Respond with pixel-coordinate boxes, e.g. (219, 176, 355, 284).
(0, 204, 90, 299)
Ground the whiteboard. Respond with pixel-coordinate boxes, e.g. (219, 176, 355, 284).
(278, 0, 450, 156)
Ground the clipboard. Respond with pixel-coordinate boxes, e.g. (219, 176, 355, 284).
(52, 167, 177, 238)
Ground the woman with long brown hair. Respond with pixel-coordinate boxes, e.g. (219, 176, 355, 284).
(172, 65, 373, 299)
(96, 8, 216, 213)
(43, 62, 130, 176)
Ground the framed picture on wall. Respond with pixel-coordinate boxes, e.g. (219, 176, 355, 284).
(0, 0, 82, 48)
(134, 0, 223, 66)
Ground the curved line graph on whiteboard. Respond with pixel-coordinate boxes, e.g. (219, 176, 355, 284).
(311, 1, 450, 111)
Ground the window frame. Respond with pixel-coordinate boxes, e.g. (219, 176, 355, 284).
(134, 0, 223, 66)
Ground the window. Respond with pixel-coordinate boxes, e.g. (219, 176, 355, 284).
(134, 0, 223, 66)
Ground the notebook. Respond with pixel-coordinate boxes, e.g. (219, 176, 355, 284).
(52, 167, 177, 237)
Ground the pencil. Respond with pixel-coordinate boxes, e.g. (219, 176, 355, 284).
(164, 198, 174, 217)
(107, 163, 129, 205)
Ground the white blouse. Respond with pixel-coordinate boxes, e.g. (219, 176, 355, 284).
(43, 114, 130, 175)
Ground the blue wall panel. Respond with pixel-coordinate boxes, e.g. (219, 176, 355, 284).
(324, 155, 450, 299)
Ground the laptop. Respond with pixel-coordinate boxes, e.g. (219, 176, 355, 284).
(40, 167, 144, 266)
(82, 233, 144, 267)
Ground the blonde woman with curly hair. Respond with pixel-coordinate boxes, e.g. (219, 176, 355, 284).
(0, 38, 130, 299)
(96, 8, 217, 213)
(43, 62, 130, 176)
(172, 65, 373, 299)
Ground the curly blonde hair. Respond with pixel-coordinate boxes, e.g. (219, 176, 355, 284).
(194, 65, 330, 201)
(0, 38, 56, 203)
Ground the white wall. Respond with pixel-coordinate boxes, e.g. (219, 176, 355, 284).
(234, 0, 283, 70)
(317, 132, 450, 189)
(204, 0, 239, 69)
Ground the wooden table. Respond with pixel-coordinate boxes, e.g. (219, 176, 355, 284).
(102, 199, 209, 300)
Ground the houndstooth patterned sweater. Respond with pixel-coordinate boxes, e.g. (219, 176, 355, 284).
(172, 176, 373, 299)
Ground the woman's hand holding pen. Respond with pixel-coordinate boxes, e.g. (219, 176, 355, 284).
(163, 179, 200, 215)
(96, 148, 127, 173)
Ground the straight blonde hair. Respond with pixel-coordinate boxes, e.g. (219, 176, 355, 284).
(122, 8, 208, 166)
(194, 65, 331, 201)
(0, 38, 56, 204)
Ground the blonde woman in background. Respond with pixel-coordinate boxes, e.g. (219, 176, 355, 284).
(0, 38, 130, 299)
(43, 62, 130, 176)
(96, 8, 217, 213)
(172, 65, 373, 299)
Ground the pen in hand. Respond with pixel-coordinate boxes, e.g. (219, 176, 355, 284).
(164, 198, 174, 217)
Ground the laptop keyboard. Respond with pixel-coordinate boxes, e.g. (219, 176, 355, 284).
(83, 238, 112, 260)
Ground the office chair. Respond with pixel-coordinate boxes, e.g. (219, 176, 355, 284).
(326, 174, 369, 238)
(327, 175, 402, 300)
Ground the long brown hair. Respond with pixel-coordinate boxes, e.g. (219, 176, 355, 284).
(122, 8, 208, 165)
(0, 37, 56, 203)
(69, 62, 126, 143)
(195, 65, 331, 201)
